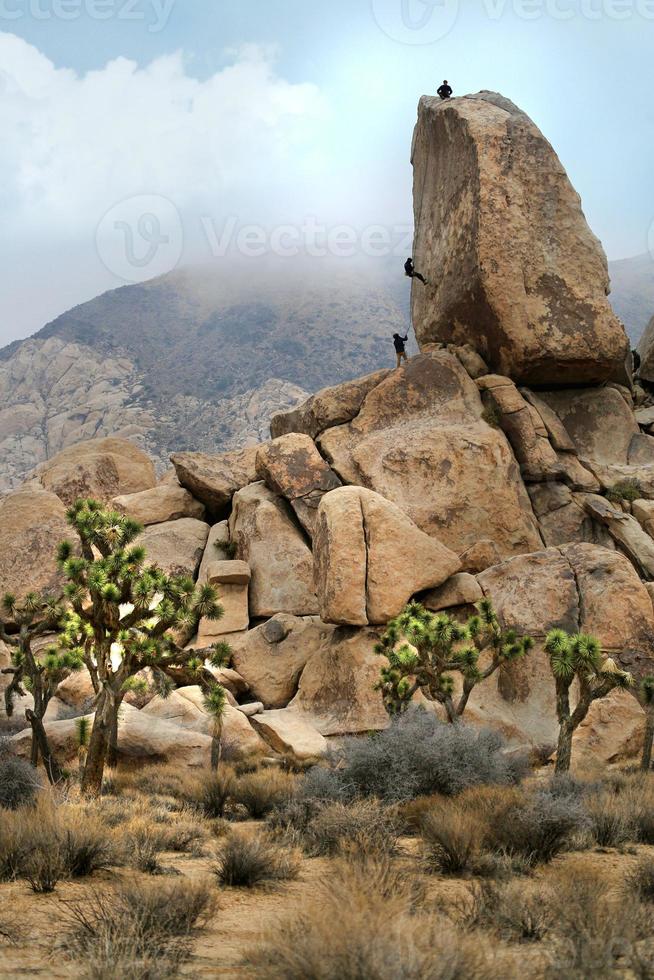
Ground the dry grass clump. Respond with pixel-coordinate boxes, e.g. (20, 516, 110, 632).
(625, 855, 654, 903)
(584, 790, 633, 847)
(192, 767, 237, 819)
(0, 743, 41, 810)
(0, 797, 120, 891)
(543, 862, 653, 976)
(421, 801, 481, 875)
(61, 877, 215, 979)
(213, 830, 301, 888)
(467, 879, 554, 943)
(300, 800, 401, 859)
(230, 768, 297, 819)
(245, 857, 519, 979)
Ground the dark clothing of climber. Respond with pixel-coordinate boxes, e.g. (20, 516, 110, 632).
(437, 81, 453, 99)
(404, 257, 427, 285)
(393, 333, 409, 368)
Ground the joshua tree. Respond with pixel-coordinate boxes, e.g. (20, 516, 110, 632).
(637, 676, 654, 772)
(375, 599, 533, 722)
(203, 683, 228, 771)
(76, 716, 90, 782)
(545, 629, 633, 774)
(1, 592, 79, 784)
(56, 499, 227, 797)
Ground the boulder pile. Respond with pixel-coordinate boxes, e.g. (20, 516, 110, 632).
(3, 92, 654, 770)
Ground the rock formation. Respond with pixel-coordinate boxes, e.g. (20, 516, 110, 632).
(3, 92, 654, 772)
(410, 92, 629, 385)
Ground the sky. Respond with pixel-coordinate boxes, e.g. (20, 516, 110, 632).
(1, 0, 654, 345)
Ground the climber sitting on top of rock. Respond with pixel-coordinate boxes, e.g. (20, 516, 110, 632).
(437, 80, 453, 99)
(404, 257, 428, 285)
(393, 332, 409, 368)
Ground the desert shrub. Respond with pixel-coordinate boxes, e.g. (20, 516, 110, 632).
(60, 808, 119, 877)
(606, 478, 642, 503)
(622, 781, 654, 844)
(193, 767, 236, 818)
(23, 842, 63, 893)
(301, 713, 524, 805)
(213, 831, 300, 888)
(468, 879, 554, 942)
(544, 863, 653, 977)
(421, 802, 480, 875)
(584, 791, 633, 847)
(486, 787, 586, 865)
(0, 743, 41, 810)
(61, 877, 214, 979)
(301, 800, 401, 858)
(626, 855, 654, 903)
(231, 768, 297, 819)
(245, 857, 518, 979)
(122, 809, 207, 860)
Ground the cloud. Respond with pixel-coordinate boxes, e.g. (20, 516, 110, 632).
(0, 34, 329, 234)
(0, 33, 334, 341)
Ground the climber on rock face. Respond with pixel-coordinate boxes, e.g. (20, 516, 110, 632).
(437, 80, 453, 99)
(393, 332, 409, 369)
(404, 257, 428, 285)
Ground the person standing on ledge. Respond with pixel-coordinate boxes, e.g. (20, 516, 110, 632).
(437, 80, 453, 99)
(393, 332, 409, 369)
(404, 257, 428, 285)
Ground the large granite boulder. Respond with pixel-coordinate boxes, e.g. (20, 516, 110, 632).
(250, 708, 328, 761)
(270, 369, 391, 440)
(229, 615, 334, 709)
(318, 353, 542, 559)
(112, 484, 205, 525)
(229, 482, 317, 618)
(314, 485, 461, 625)
(34, 437, 156, 506)
(289, 626, 389, 735)
(410, 92, 629, 385)
(0, 487, 71, 622)
(171, 445, 264, 517)
(255, 434, 341, 537)
(462, 544, 654, 753)
(138, 518, 210, 578)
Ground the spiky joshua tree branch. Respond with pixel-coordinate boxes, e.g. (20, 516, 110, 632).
(375, 599, 533, 723)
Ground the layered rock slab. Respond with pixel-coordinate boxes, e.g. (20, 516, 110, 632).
(255, 434, 341, 537)
(410, 92, 629, 385)
(318, 353, 542, 559)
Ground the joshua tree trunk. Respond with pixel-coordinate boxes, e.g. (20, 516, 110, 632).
(81, 688, 117, 797)
(554, 719, 574, 774)
(210, 719, 223, 772)
(26, 709, 63, 784)
(106, 697, 124, 770)
(641, 709, 654, 772)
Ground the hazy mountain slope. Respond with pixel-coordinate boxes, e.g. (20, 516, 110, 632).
(608, 253, 654, 344)
(0, 259, 412, 494)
